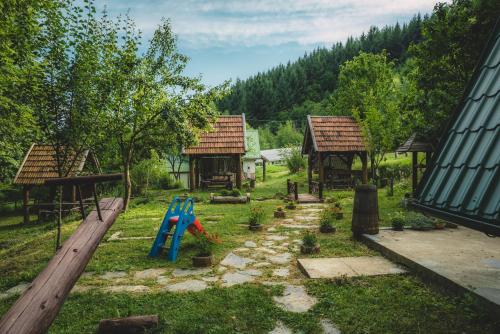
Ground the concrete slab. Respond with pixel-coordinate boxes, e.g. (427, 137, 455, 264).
(362, 227, 500, 312)
(297, 256, 405, 279)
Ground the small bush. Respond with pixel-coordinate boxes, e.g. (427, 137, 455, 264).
(194, 232, 215, 256)
(319, 210, 334, 229)
(230, 189, 241, 197)
(282, 146, 306, 174)
(249, 206, 266, 226)
(390, 211, 406, 230)
(302, 231, 317, 247)
(408, 213, 434, 230)
(219, 190, 230, 196)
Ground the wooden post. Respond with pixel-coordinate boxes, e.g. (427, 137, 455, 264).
(189, 156, 195, 191)
(318, 152, 324, 184)
(319, 182, 323, 200)
(262, 160, 266, 182)
(236, 154, 242, 189)
(412, 151, 418, 197)
(0, 198, 123, 334)
(22, 186, 30, 224)
(194, 157, 200, 190)
(425, 151, 432, 168)
(361, 152, 368, 184)
(294, 182, 298, 201)
(307, 153, 313, 193)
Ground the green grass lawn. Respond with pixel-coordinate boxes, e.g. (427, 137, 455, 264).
(0, 164, 498, 333)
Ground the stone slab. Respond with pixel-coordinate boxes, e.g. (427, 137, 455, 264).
(172, 267, 212, 277)
(165, 280, 207, 292)
(362, 227, 500, 312)
(297, 256, 406, 279)
(273, 284, 317, 313)
(220, 252, 255, 269)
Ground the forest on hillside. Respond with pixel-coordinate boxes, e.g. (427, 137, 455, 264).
(218, 0, 499, 150)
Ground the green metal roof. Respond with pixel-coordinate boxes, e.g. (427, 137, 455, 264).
(244, 129, 261, 160)
(415, 23, 500, 235)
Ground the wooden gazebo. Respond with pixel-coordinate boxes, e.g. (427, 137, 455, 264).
(302, 116, 368, 189)
(13, 144, 101, 224)
(184, 115, 246, 191)
(396, 133, 433, 196)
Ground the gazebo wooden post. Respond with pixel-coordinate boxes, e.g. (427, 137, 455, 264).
(412, 151, 418, 196)
(425, 151, 432, 168)
(189, 156, 195, 191)
(361, 152, 368, 184)
(194, 157, 200, 190)
(318, 152, 324, 183)
(22, 185, 31, 224)
(307, 152, 313, 192)
(236, 154, 242, 189)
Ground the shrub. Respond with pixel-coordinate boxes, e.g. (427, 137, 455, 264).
(282, 146, 306, 174)
(302, 231, 317, 247)
(390, 211, 406, 230)
(219, 189, 230, 196)
(249, 206, 266, 226)
(230, 189, 241, 197)
(408, 213, 435, 230)
(194, 232, 215, 256)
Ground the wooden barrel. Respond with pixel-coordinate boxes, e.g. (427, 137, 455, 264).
(352, 184, 379, 236)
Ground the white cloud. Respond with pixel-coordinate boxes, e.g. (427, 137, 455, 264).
(98, 0, 441, 48)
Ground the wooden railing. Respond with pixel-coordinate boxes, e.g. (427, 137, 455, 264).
(286, 179, 298, 201)
(309, 181, 324, 200)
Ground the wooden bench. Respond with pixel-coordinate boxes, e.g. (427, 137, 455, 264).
(201, 175, 233, 190)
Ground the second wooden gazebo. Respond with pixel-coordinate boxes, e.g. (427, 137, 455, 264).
(302, 115, 368, 189)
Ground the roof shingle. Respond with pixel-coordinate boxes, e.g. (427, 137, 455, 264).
(184, 115, 246, 155)
(306, 116, 366, 152)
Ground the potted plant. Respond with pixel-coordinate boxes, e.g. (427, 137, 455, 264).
(409, 213, 434, 231)
(391, 212, 405, 231)
(332, 203, 343, 220)
(319, 210, 336, 233)
(274, 206, 286, 218)
(434, 220, 446, 230)
(300, 231, 320, 254)
(249, 206, 265, 231)
(285, 201, 296, 210)
(192, 232, 215, 267)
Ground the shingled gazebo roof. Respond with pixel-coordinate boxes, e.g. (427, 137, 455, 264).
(302, 116, 366, 154)
(184, 115, 246, 155)
(396, 133, 433, 153)
(13, 144, 99, 185)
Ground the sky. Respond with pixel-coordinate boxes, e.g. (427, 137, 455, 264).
(94, 0, 440, 87)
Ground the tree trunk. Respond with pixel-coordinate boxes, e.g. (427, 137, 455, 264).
(123, 161, 132, 211)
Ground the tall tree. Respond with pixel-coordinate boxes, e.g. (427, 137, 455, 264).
(104, 19, 226, 210)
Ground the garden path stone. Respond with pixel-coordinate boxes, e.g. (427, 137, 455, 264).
(272, 268, 290, 277)
(282, 224, 314, 229)
(297, 257, 406, 278)
(100, 271, 127, 280)
(267, 252, 292, 265)
(220, 252, 254, 269)
(282, 219, 294, 223)
(107, 231, 122, 241)
(0, 283, 30, 300)
(253, 262, 272, 268)
(234, 247, 250, 252)
(172, 267, 212, 277)
(201, 276, 219, 282)
(71, 285, 93, 294)
(156, 276, 170, 285)
(217, 266, 227, 273)
(239, 269, 263, 276)
(255, 247, 277, 255)
(273, 284, 317, 313)
(267, 227, 277, 232)
(262, 241, 275, 247)
(105, 285, 150, 293)
(165, 280, 207, 292)
(320, 319, 341, 334)
(134, 268, 166, 280)
(266, 235, 288, 241)
(269, 321, 293, 334)
(244, 241, 257, 248)
(221, 272, 255, 287)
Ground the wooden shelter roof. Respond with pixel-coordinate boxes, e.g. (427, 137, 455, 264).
(13, 144, 99, 185)
(184, 115, 246, 155)
(303, 116, 366, 153)
(396, 133, 434, 152)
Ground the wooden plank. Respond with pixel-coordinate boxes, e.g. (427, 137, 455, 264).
(97, 315, 159, 334)
(0, 198, 123, 334)
(44, 173, 122, 186)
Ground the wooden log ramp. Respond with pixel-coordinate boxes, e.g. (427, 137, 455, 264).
(0, 198, 123, 334)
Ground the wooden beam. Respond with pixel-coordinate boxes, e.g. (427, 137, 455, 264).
(318, 152, 324, 184)
(22, 186, 30, 224)
(262, 159, 266, 182)
(0, 198, 123, 334)
(189, 156, 195, 191)
(97, 315, 159, 334)
(44, 173, 122, 186)
(412, 151, 418, 196)
(194, 157, 200, 190)
(236, 155, 242, 189)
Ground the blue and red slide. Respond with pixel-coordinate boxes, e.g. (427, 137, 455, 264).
(149, 196, 207, 262)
